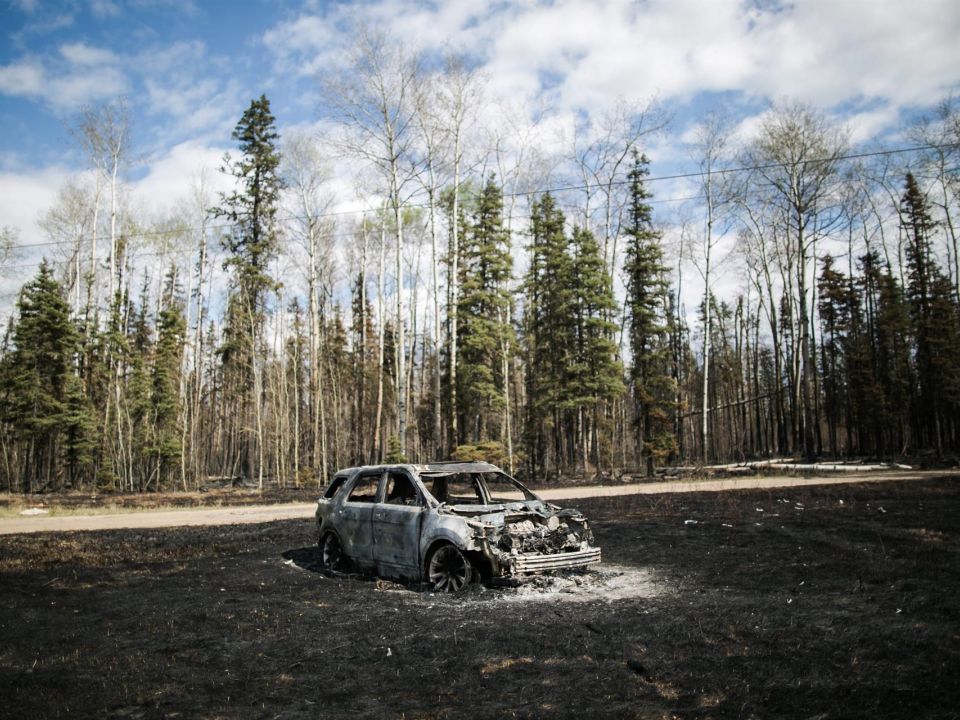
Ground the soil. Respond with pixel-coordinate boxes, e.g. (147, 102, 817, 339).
(1, 479, 958, 719)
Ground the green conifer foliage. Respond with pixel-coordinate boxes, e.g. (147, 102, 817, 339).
(569, 226, 623, 406)
(0, 261, 86, 491)
(622, 151, 675, 473)
(212, 95, 283, 483)
(150, 268, 186, 489)
(902, 172, 960, 451)
(522, 193, 575, 473)
(457, 176, 514, 442)
(215, 95, 284, 312)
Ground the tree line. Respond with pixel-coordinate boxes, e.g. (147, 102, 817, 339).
(1, 30, 959, 492)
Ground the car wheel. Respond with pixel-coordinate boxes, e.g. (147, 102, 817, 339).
(320, 532, 344, 572)
(427, 544, 474, 592)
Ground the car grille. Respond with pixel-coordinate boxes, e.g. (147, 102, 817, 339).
(512, 547, 602, 573)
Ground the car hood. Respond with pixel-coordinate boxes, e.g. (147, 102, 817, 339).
(440, 500, 584, 525)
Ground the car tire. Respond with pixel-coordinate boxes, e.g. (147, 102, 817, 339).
(427, 543, 474, 593)
(320, 532, 344, 572)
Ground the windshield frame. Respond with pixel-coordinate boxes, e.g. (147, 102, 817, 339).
(418, 470, 540, 506)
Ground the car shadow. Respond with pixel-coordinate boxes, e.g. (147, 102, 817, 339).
(281, 546, 323, 573)
(281, 546, 435, 592)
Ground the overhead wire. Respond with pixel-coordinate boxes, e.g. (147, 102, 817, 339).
(4, 141, 955, 266)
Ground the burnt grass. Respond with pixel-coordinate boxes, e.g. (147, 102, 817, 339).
(1, 480, 959, 719)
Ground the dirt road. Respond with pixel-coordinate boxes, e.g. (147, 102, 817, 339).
(1, 469, 954, 535)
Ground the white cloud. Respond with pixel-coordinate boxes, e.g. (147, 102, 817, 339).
(0, 59, 45, 96)
(0, 164, 72, 249)
(277, 0, 960, 125)
(132, 139, 232, 214)
(59, 42, 119, 67)
(0, 41, 128, 110)
(89, 0, 120, 18)
(10, 0, 40, 13)
(262, 14, 342, 78)
(136, 41, 247, 148)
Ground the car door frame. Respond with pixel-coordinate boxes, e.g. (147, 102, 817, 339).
(372, 468, 426, 575)
(337, 469, 384, 566)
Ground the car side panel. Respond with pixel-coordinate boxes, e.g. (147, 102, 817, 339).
(373, 504, 423, 570)
(338, 503, 374, 562)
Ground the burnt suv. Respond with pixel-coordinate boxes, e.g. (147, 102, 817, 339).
(315, 461, 601, 592)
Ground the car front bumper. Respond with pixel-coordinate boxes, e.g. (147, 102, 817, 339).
(508, 546, 602, 574)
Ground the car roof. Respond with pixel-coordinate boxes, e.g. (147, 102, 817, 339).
(332, 461, 502, 477)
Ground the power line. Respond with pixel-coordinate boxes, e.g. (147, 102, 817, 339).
(7, 142, 954, 255)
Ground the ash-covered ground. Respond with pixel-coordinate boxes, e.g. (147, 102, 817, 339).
(1, 480, 958, 719)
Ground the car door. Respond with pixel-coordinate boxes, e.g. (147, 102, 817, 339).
(338, 471, 383, 564)
(372, 470, 424, 571)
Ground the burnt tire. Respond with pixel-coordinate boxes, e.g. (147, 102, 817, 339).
(320, 532, 344, 572)
(427, 544, 474, 593)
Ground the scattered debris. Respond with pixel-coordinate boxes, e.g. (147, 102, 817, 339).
(19, 508, 49, 516)
(484, 565, 662, 604)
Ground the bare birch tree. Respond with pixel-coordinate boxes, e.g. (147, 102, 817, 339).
(324, 26, 421, 456)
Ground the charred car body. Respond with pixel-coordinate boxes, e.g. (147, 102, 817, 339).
(315, 461, 601, 592)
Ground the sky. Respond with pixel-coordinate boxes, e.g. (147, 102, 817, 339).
(1, 0, 959, 310)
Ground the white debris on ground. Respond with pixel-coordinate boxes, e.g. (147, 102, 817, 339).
(19, 508, 49, 516)
(488, 565, 662, 604)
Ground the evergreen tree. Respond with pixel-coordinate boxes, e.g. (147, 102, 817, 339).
(215, 95, 284, 316)
(62, 371, 96, 487)
(569, 225, 623, 468)
(0, 261, 85, 491)
(150, 268, 186, 489)
(818, 255, 851, 455)
(902, 172, 960, 451)
(457, 176, 514, 442)
(126, 278, 153, 489)
(522, 193, 575, 473)
(622, 150, 675, 473)
(862, 252, 913, 454)
(211, 95, 283, 484)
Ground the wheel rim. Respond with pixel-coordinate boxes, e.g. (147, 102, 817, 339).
(322, 534, 342, 570)
(428, 545, 471, 592)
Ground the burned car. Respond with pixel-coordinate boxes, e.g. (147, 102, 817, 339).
(315, 461, 601, 592)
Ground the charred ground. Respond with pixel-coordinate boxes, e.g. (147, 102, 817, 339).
(1, 480, 958, 719)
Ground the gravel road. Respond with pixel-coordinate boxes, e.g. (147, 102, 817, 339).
(1, 469, 953, 535)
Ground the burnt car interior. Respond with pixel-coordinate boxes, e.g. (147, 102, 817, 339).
(427, 475, 481, 504)
(385, 473, 421, 506)
(347, 474, 380, 503)
(423, 471, 536, 505)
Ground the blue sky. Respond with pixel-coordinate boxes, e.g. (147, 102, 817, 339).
(1, 0, 959, 306)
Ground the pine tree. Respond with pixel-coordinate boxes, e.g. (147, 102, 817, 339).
(211, 95, 283, 486)
(817, 255, 851, 455)
(902, 172, 960, 451)
(623, 150, 675, 473)
(457, 176, 514, 443)
(150, 268, 186, 489)
(62, 371, 96, 487)
(0, 261, 84, 491)
(569, 225, 623, 469)
(522, 193, 575, 474)
(862, 252, 913, 454)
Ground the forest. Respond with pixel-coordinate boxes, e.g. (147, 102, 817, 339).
(1, 30, 958, 493)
